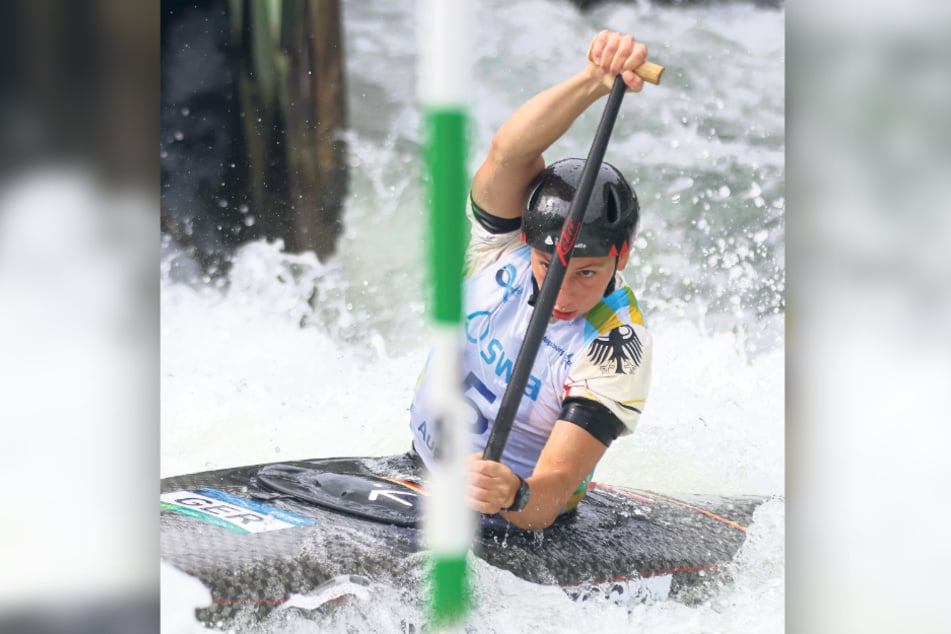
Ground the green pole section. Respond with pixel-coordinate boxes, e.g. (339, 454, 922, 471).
(426, 108, 468, 324)
(430, 553, 469, 625)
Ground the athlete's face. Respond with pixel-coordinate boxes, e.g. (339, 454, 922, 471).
(530, 249, 630, 321)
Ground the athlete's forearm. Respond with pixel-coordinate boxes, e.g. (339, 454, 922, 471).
(489, 69, 609, 168)
(500, 420, 607, 530)
(499, 469, 579, 530)
(471, 67, 611, 219)
(470, 30, 647, 220)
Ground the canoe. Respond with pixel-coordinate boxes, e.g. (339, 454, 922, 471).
(160, 453, 768, 626)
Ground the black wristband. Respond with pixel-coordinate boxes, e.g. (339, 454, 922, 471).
(501, 475, 531, 512)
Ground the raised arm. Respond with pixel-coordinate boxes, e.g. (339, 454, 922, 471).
(470, 30, 648, 220)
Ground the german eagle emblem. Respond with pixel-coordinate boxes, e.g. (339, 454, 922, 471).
(587, 325, 642, 374)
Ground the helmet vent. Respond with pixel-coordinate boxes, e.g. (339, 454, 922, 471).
(526, 174, 546, 214)
(605, 186, 620, 226)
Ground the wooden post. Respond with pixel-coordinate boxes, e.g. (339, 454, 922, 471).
(278, 0, 348, 261)
(231, 0, 348, 262)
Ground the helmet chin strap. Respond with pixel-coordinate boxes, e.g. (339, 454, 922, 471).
(603, 256, 619, 297)
(528, 274, 540, 307)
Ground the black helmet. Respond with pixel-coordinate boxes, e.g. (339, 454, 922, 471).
(522, 158, 639, 258)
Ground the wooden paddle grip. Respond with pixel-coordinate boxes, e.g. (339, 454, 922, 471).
(634, 61, 664, 85)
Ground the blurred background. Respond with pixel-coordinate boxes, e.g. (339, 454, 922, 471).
(1, 0, 949, 632)
(0, 1, 158, 632)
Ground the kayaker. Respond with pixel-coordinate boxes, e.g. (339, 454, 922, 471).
(410, 30, 654, 530)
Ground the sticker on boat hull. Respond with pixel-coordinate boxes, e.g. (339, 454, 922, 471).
(161, 488, 317, 534)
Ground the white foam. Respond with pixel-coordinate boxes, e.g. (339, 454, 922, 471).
(160, 562, 211, 634)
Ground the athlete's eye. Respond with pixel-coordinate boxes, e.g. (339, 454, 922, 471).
(578, 270, 596, 278)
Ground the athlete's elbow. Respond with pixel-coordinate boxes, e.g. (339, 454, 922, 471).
(505, 506, 560, 531)
(529, 513, 559, 531)
(486, 134, 520, 167)
(487, 133, 544, 170)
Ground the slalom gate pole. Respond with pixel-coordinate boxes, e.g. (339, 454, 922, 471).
(418, 1, 474, 629)
(482, 75, 629, 462)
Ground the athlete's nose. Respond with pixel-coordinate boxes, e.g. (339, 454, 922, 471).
(556, 281, 576, 307)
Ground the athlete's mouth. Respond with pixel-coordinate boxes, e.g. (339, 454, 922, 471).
(552, 307, 576, 320)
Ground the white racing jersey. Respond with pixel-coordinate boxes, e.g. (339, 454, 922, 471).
(410, 222, 652, 479)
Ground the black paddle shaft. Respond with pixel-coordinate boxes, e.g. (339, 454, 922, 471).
(483, 75, 628, 462)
